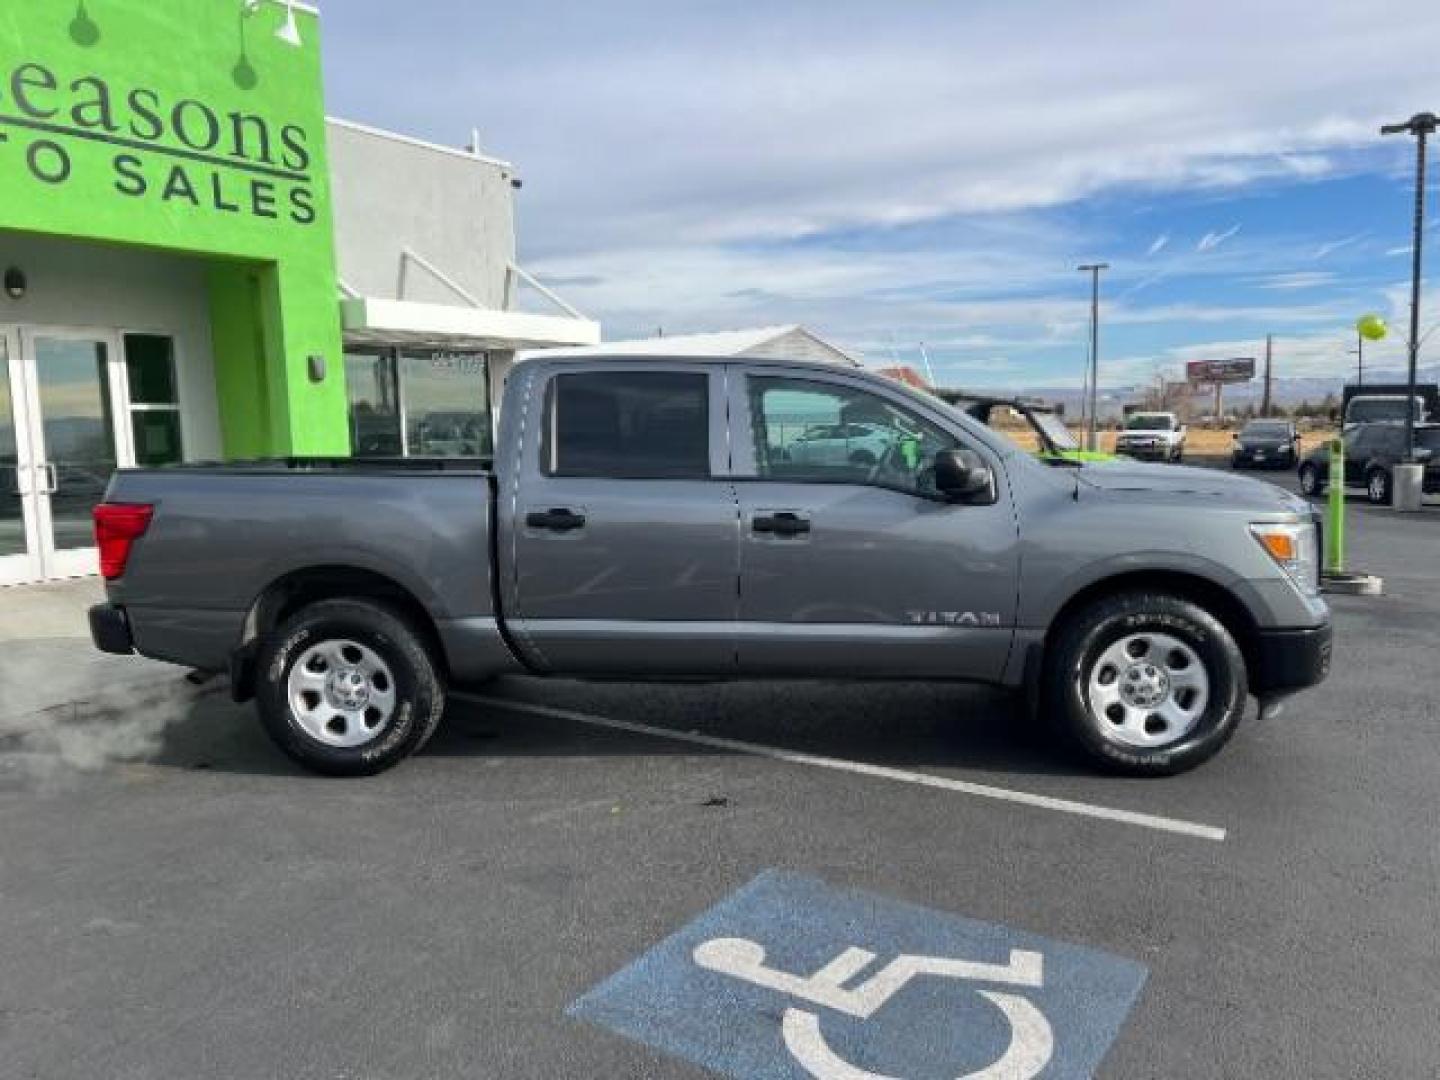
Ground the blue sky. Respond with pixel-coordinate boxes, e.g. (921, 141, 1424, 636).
(320, 0, 1440, 389)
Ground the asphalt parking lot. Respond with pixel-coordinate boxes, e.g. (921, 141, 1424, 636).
(2, 471, 1437, 1079)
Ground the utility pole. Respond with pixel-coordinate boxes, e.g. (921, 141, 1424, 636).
(1262, 334, 1274, 416)
(1355, 329, 1364, 386)
(1077, 263, 1108, 451)
(1380, 111, 1436, 463)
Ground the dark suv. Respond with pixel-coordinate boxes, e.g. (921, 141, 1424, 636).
(1232, 419, 1300, 470)
(1298, 422, 1440, 504)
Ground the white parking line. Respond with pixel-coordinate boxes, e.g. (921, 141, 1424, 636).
(456, 694, 1228, 843)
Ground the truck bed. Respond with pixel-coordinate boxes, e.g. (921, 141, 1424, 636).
(100, 460, 507, 682)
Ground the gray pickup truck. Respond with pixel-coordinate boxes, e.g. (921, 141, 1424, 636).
(89, 355, 1331, 777)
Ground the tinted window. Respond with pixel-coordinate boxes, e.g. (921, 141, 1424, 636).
(1417, 428, 1440, 450)
(549, 371, 709, 479)
(749, 376, 958, 496)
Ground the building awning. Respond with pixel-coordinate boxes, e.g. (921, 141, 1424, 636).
(341, 297, 600, 352)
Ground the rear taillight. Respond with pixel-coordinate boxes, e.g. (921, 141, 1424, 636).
(93, 503, 154, 580)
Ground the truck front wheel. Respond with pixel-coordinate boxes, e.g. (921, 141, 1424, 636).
(1044, 592, 1247, 776)
(255, 599, 445, 776)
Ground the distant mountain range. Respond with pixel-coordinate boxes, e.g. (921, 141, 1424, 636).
(1000, 364, 1440, 419)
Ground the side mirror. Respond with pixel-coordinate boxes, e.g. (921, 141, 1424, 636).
(934, 448, 996, 503)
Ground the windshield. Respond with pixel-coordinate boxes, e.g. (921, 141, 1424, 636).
(1242, 422, 1290, 438)
(1125, 414, 1173, 430)
(1347, 398, 1420, 424)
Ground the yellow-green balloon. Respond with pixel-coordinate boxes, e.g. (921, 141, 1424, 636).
(1356, 314, 1388, 341)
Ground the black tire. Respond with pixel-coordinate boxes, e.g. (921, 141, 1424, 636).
(255, 599, 444, 776)
(1043, 591, 1247, 776)
(1172, 446, 1184, 463)
(1298, 464, 1322, 498)
(1365, 467, 1392, 505)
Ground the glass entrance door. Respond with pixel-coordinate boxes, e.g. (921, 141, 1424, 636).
(0, 328, 43, 586)
(0, 328, 131, 585)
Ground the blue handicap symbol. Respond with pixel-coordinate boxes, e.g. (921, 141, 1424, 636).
(569, 870, 1148, 1079)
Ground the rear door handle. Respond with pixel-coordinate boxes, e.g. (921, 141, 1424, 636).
(526, 507, 587, 532)
(753, 511, 811, 537)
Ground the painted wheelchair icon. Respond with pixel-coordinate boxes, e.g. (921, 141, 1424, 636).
(694, 937, 1054, 1079)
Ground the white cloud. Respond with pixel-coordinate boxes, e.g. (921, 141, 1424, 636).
(1312, 232, 1366, 258)
(1196, 225, 1241, 252)
(327, 0, 1438, 256)
(1145, 233, 1170, 256)
(1258, 271, 1338, 290)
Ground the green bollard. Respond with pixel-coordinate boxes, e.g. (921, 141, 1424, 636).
(1326, 437, 1345, 575)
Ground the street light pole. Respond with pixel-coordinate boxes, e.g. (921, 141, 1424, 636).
(1380, 112, 1436, 463)
(1077, 263, 1108, 451)
(1355, 329, 1363, 386)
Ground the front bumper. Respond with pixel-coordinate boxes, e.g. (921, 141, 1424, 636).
(1232, 447, 1295, 468)
(1251, 621, 1332, 699)
(89, 603, 135, 656)
(1116, 443, 1174, 460)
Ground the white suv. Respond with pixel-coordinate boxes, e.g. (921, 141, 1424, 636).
(1116, 412, 1186, 462)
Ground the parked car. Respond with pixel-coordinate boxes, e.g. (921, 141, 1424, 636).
(1116, 412, 1186, 462)
(1231, 419, 1300, 470)
(786, 422, 895, 467)
(1297, 421, 1440, 504)
(90, 356, 1330, 779)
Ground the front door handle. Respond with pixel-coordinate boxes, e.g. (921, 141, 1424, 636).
(526, 507, 587, 532)
(753, 511, 811, 537)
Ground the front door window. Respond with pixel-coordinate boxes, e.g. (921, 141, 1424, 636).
(749, 376, 958, 497)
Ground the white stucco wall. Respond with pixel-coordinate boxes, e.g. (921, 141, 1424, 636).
(327, 119, 518, 309)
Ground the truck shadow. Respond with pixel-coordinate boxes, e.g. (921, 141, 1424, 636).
(135, 675, 1082, 780)
(422, 676, 1081, 780)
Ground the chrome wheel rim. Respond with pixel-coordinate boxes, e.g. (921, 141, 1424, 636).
(1300, 469, 1316, 494)
(1086, 631, 1209, 748)
(287, 639, 397, 748)
(1369, 472, 1386, 501)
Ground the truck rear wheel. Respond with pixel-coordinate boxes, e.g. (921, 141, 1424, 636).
(1044, 591, 1247, 776)
(255, 599, 444, 776)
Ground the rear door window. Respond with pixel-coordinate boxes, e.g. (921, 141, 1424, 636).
(546, 371, 710, 479)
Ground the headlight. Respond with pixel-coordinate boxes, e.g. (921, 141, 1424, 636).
(1250, 521, 1319, 595)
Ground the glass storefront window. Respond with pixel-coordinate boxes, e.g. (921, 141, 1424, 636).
(345, 348, 490, 459)
(122, 334, 182, 466)
(400, 351, 491, 458)
(345, 350, 402, 456)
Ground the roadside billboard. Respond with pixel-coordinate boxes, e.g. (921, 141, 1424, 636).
(1186, 359, 1255, 384)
